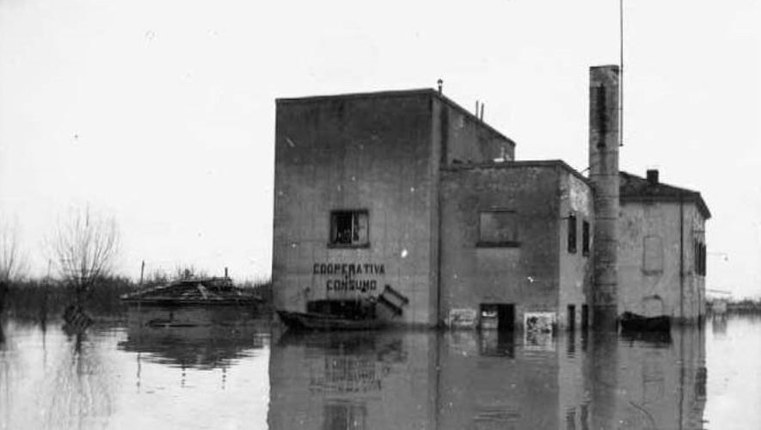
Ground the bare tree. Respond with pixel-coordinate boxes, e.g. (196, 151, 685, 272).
(0, 219, 24, 284)
(0, 218, 26, 314)
(49, 207, 120, 298)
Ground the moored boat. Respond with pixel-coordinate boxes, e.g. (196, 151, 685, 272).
(277, 309, 386, 331)
(276, 285, 409, 331)
(619, 311, 671, 332)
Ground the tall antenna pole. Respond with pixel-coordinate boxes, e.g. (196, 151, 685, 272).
(619, 0, 625, 147)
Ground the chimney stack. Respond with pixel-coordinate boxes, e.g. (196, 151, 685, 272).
(588, 65, 620, 330)
(646, 169, 659, 185)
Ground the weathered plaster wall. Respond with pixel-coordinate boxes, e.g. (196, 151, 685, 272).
(434, 97, 515, 166)
(680, 204, 706, 320)
(558, 172, 595, 329)
(439, 163, 562, 328)
(273, 92, 438, 325)
(618, 201, 707, 320)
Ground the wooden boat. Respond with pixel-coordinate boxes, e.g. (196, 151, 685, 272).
(277, 285, 410, 331)
(619, 311, 671, 332)
(277, 310, 386, 331)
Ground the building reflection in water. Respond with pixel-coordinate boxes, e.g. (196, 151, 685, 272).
(269, 327, 706, 430)
(117, 306, 268, 380)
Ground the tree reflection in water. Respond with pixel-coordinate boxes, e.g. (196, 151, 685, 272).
(269, 327, 707, 430)
(44, 327, 118, 429)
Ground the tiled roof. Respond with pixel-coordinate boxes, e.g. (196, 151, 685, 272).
(619, 171, 711, 219)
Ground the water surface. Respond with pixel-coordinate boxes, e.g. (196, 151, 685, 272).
(1, 314, 759, 429)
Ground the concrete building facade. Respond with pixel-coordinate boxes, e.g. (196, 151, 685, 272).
(272, 65, 710, 329)
(439, 162, 594, 331)
(273, 89, 594, 329)
(618, 170, 711, 322)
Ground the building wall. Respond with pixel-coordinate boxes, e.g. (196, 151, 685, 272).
(433, 97, 515, 166)
(558, 172, 595, 329)
(618, 201, 707, 321)
(273, 92, 439, 325)
(273, 90, 517, 327)
(683, 204, 707, 320)
(439, 163, 563, 328)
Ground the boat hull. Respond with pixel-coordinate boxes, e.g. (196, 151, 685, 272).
(619, 312, 671, 332)
(277, 310, 386, 331)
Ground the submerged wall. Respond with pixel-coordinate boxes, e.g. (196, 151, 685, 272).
(273, 91, 439, 325)
(273, 89, 517, 327)
(439, 162, 593, 329)
(558, 171, 595, 329)
(618, 201, 707, 321)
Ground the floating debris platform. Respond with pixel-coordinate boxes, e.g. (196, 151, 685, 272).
(121, 277, 261, 306)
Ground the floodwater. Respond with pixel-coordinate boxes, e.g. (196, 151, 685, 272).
(1, 313, 759, 429)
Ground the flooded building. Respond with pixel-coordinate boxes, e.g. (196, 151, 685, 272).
(618, 170, 711, 322)
(272, 65, 709, 329)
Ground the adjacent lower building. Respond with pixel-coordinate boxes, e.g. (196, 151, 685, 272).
(618, 170, 711, 322)
(271, 65, 710, 329)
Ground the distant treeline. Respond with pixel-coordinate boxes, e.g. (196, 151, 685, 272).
(0, 276, 273, 321)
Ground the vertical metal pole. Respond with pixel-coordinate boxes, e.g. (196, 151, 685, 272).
(619, 0, 624, 147)
(680, 194, 684, 321)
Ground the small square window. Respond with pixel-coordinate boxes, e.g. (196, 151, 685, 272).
(330, 210, 369, 247)
(478, 210, 519, 247)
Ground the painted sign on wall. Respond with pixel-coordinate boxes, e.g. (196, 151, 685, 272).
(313, 262, 386, 294)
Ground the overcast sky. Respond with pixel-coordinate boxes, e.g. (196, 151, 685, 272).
(0, 0, 759, 297)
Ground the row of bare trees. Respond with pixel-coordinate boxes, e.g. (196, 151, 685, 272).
(0, 207, 120, 309)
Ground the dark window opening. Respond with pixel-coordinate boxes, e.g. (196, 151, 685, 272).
(582, 220, 590, 256)
(330, 210, 369, 247)
(568, 214, 577, 254)
(695, 241, 707, 276)
(478, 210, 519, 247)
(480, 303, 515, 331)
(323, 403, 367, 430)
(568, 305, 576, 331)
(702, 243, 707, 276)
(581, 304, 589, 331)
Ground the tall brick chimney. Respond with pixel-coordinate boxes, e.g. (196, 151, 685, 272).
(589, 65, 620, 330)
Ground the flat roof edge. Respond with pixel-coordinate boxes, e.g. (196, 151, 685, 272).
(276, 87, 515, 146)
(276, 88, 435, 104)
(442, 159, 591, 186)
